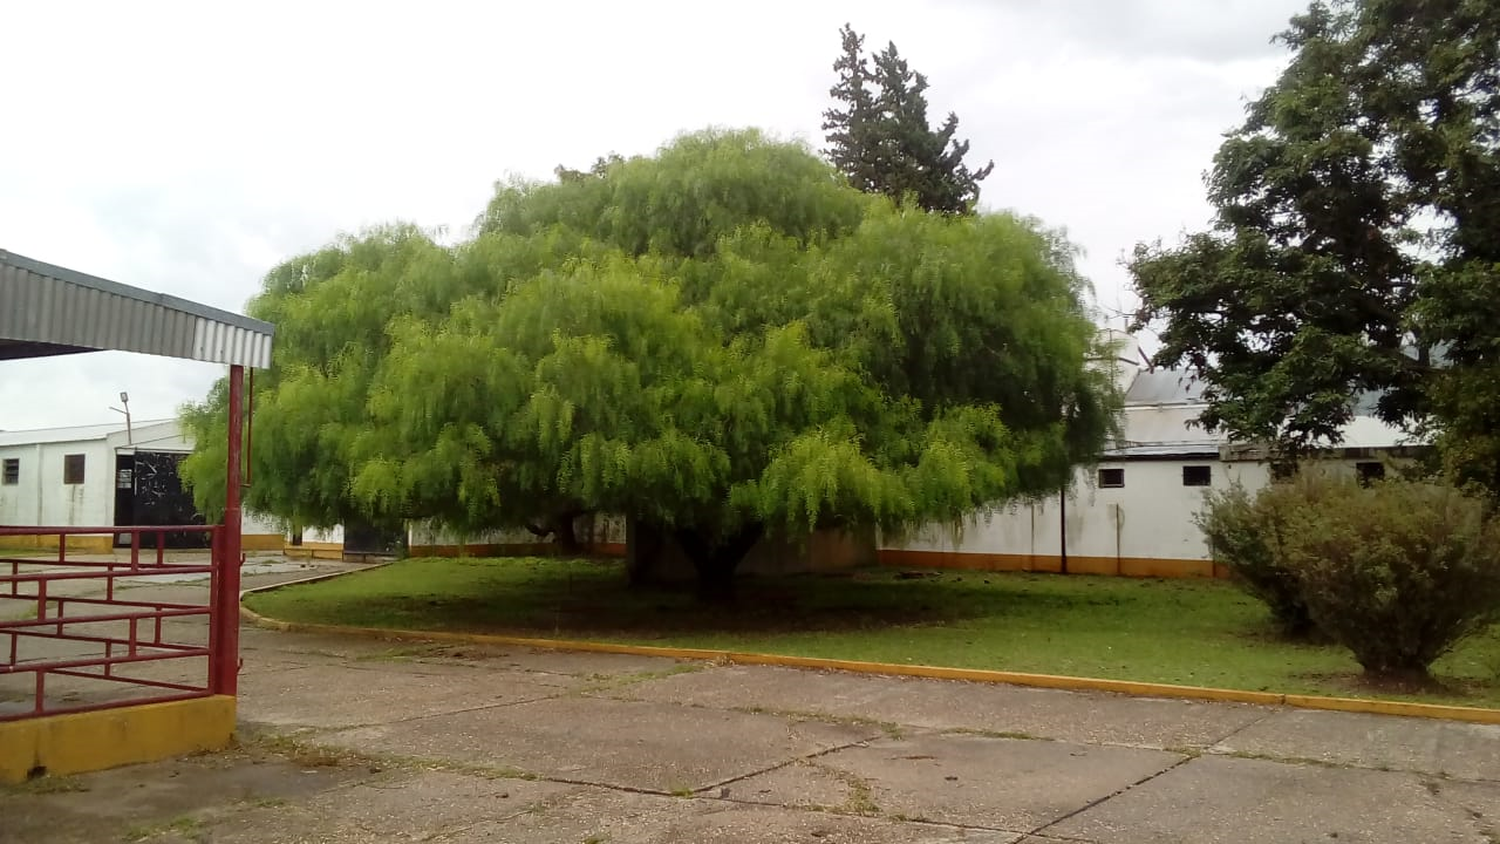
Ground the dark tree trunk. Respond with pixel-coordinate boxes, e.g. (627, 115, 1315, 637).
(524, 510, 585, 555)
(675, 523, 764, 602)
(626, 518, 665, 587)
(553, 511, 582, 555)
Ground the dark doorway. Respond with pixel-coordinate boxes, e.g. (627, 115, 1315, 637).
(112, 451, 209, 549)
(343, 519, 404, 557)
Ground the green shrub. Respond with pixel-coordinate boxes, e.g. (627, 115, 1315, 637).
(1198, 483, 1313, 637)
(1277, 474, 1500, 679)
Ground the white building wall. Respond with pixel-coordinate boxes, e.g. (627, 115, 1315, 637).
(300, 525, 345, 545)
(242, 511, 283, 537)
(36, 440, 114, 527)
(0, 442, 46, 525)
(880, 458, 1391, 575)
(1080, 459, 1273, 563)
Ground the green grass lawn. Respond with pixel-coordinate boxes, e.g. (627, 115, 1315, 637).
(245, 556, 1500, 708)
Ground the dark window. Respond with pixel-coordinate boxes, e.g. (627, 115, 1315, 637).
(63, 454, 86, 485)
(1356, 461, 1386, 485)
(1182, 465, 1212, 487)
(2, 458, 17, 485)
(1098, 467, 1125, 488)
(1271, 462, 1296, 481)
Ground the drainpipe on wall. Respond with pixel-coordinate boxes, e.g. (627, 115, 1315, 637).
(1028, 503, 1036, 572)
(1114, 503, 1123, 576)
(33, 443, 43, 525)
(1058, 485, 1068, 575)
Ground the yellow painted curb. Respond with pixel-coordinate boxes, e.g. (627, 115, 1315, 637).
(239, 573, 1500, 726)
(0, 696, 236, 784)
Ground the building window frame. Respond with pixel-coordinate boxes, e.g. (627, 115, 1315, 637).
(1, 458, 18, 486)
(1356, 461, 1386, 485)
(1097, 467, 1125, 489)
(63, 454, 86, 485)
(1182, 464, 1212, 487)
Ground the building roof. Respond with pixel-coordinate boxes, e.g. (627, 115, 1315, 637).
(1108, 355, 1417, 459)
(1123, 368, 1209, 406)
(1105, 404, 1220, 459)
(0, 419, 173, 448)
(0, 250, 274, 368)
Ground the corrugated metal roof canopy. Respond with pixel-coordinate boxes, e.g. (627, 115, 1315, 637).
(0, 249, 274, 368)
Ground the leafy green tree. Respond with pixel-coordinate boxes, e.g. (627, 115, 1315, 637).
(822, 25, 994, 214)
(1130, 0, 1500, 481)
(180, 224, 463, 533)
(186, 129, 1114, 596)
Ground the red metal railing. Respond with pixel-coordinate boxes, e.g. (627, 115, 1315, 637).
(0, 525, 234, 721)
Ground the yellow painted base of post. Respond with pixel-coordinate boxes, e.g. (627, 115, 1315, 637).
(0, 696, 236, 784)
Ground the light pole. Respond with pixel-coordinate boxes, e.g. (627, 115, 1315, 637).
(109, 391, 133, 445)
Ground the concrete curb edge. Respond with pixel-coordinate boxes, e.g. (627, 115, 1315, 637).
(238, 569, 1500, 726)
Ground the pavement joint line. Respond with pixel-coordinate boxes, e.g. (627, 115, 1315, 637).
(698, 788, 1037, 838)
(1195, 747, 1500, 785)
(1023, 751, 1196, 839)
(253, 721, 873, 805)
(578, 691, 911, 742)
(1201, 707, 1280, 752)
(590, 693, 1306, 765)
(250, 721, 1057, 829)
(438, 764, 1049, 840)
(321, 688, 574, 732)
(239, 574, 1500, 726)
(695, 735, 888, 795)
(523, 773, 705, 798)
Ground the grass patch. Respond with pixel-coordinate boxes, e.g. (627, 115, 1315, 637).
(244, 557, 1500, 707)
(125, 814, 206, 842)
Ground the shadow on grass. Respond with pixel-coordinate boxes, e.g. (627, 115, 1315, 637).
(341, 573, 1021, 636)
(255, 557, 1235, 638)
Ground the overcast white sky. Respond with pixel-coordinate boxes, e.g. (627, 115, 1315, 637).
(0, 0, 1306, 432)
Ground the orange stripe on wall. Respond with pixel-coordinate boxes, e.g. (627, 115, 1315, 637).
(876, 549, 1224, 579)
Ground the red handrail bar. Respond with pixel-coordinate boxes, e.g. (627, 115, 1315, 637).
(0, 524, 214, 535)
(0, 523, 228, 722)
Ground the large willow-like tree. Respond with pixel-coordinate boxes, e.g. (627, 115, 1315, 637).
(184, 129, 1117, 593)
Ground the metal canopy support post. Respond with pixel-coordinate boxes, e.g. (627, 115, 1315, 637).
(210, 364, 244, 695)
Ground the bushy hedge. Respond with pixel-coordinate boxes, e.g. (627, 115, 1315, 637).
(1201, 472, 1500, 678)
(1197, 484, 1312, 637)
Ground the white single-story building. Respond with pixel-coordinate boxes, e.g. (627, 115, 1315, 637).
(0, 419, 282, 552)
(878, 334, 1419, 577)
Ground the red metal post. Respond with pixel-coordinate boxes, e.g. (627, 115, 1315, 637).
(211, 364, 245, 696)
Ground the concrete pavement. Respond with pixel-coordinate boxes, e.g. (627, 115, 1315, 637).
(4, 559, 1500, 843)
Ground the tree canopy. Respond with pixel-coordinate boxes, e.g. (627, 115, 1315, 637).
(1129, 0, 1500, 486)
(822, 25, 994, 214)
(183, 129, 1114, 585)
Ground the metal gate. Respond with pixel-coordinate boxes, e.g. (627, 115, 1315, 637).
(0, 524, 236, 720)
